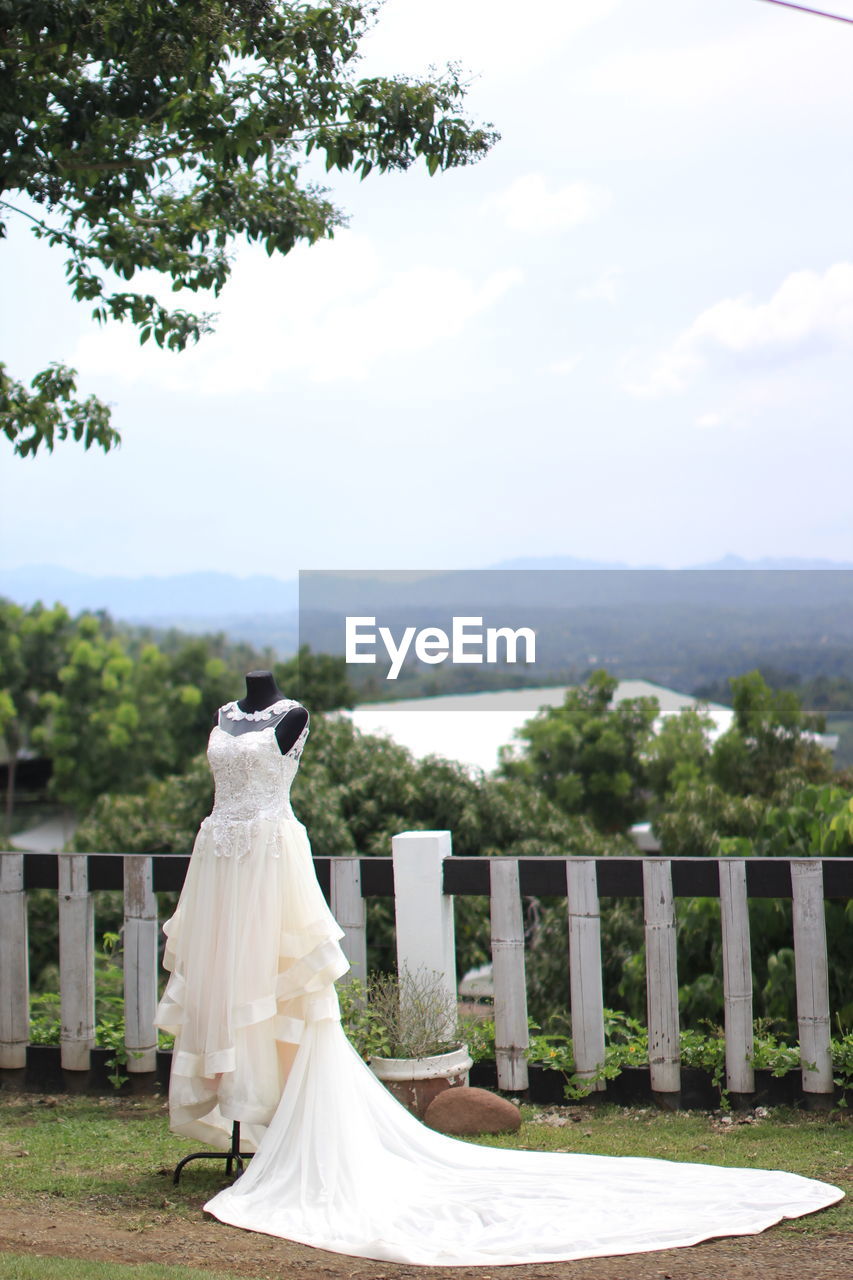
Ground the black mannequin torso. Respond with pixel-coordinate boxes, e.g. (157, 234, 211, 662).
(216, 670, 308, 755)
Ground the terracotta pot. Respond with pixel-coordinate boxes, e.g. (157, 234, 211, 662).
(370, 1045, 473, 1118)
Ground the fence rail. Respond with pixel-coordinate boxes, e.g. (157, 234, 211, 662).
(2, 843, 851, 1102)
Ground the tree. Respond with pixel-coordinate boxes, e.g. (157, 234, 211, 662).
(500, 670, 659, 832)
(36, 614, 197, 811)
(0, 599, 73, 834)
(1, 0, 497, 456)
(710, 670, 833, 799)
(645, 705, 714, 801)
(274, 644, 355, 712)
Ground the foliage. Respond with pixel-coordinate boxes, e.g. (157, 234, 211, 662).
(1, 598, 352, 823)
(521, 889, 853, 1037)
(653, 671, 842, 860)
(1, 0, 496, 455)
(718, 785, 853, 860)
(0, 598, 74, 832)
(711, 670, 833, 799)
(500, 670, 659, 832)
(522, 1010, 850, 1105)
(73, 754, 214, 853)
(0, 360, 118, 457)
(523, 896, 645, 1026)
(653, 781, 767, 858)
(27, 931, 140, 1087)
(463, 1014, 496, 1064)
(339, 969, 463, 1059)
(274, 644, 355, 712)
(749, 1022, 807, 1078)
(336, 978, 390, 1060)
(832, 1030, 853, 1099)
(645, 705, 714, 800)
(37, 615, 197, 811)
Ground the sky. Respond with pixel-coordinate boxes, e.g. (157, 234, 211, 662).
(4, 0, 853, 580)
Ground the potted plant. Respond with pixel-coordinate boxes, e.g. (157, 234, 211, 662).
(342, 967, 472, 1118)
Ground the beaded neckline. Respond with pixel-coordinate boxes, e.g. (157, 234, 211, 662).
(223, 698, 294, 723)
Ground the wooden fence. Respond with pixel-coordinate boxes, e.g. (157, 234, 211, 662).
(1, 839, 851, 1102)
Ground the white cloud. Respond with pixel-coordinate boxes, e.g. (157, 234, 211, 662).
(360, 0, 622, 82)
(629, 263, 853, 397)
(548, 356, 582, 376)
(72, 233, 523, 391)
(487, 174, 612, 234)
(578, 9, 853, 114)
(576, 266, 622, 303)
(695, 411, 722, 429)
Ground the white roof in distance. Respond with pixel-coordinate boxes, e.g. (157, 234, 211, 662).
(346, 680, 736, 774)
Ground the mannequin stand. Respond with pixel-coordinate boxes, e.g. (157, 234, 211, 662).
(172, 1121, 252, 1185)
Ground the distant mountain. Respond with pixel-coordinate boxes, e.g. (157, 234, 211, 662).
(5, 557, 853, 678)
(4, 555, 853, 629)
(489, 554, 853, 572)
(0, 565, 299, 619)
(688, 554, 853, 571)
(487, 555, 660, 570)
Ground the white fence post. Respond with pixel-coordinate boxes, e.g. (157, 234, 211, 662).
(58, 853, 95, 1071)
(643, 859, 680, 1095)
(123, 856, 158, 1073)
(490, 858, 529, 1091)
(719, 858, 754, 1094)
(791, 859, 833, 1097)
(566, 858, 606, 1091)
(391, 831, 457, 1036)
(331, 858, 367, 986)
(0, 852, 29, 1069)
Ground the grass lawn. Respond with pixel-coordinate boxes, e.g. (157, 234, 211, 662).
(0, 1090, 849, 1280)
(0, 1258, 246, 1280)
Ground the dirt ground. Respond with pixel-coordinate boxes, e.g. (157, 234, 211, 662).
(0, 1197, 850, 1280)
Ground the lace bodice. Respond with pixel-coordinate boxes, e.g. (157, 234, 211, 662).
(203, 700, 309, 852)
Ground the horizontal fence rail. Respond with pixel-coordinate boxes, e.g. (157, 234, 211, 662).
(2, 847, 851, 1102)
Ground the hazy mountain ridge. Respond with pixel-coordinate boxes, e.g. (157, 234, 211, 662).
(0, 565, 299, 618)
(5, 555, 853, 621)
(5, 560, 853, 679)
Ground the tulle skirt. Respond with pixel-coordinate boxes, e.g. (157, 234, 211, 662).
(205, 1016, 842, 1267)
(155, 812, 347, 1151)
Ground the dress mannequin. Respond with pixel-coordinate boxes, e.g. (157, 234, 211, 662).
(215, 670, 308, 754)
(156, 671, 344, 1154)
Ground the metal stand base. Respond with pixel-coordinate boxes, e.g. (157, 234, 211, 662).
(172, 1120, 252, 1185)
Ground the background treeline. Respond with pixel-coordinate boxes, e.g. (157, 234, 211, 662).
(2, 599, 852, 1039)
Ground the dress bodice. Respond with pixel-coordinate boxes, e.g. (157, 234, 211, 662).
(205, 700, 309, 843)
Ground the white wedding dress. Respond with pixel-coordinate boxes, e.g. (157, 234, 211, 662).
(159, 701, 842, 1267)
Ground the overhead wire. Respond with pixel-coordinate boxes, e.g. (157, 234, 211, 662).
(753, 0, 853, 24)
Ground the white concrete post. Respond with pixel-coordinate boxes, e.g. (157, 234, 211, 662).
(0, 852, 29, 1068)
(123, 856, 158, 1073)
(391, 830, 457, 1035)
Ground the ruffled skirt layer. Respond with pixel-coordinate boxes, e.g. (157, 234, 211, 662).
(155, 814, 347, 1151)
(206, 1017, 842, 1266)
